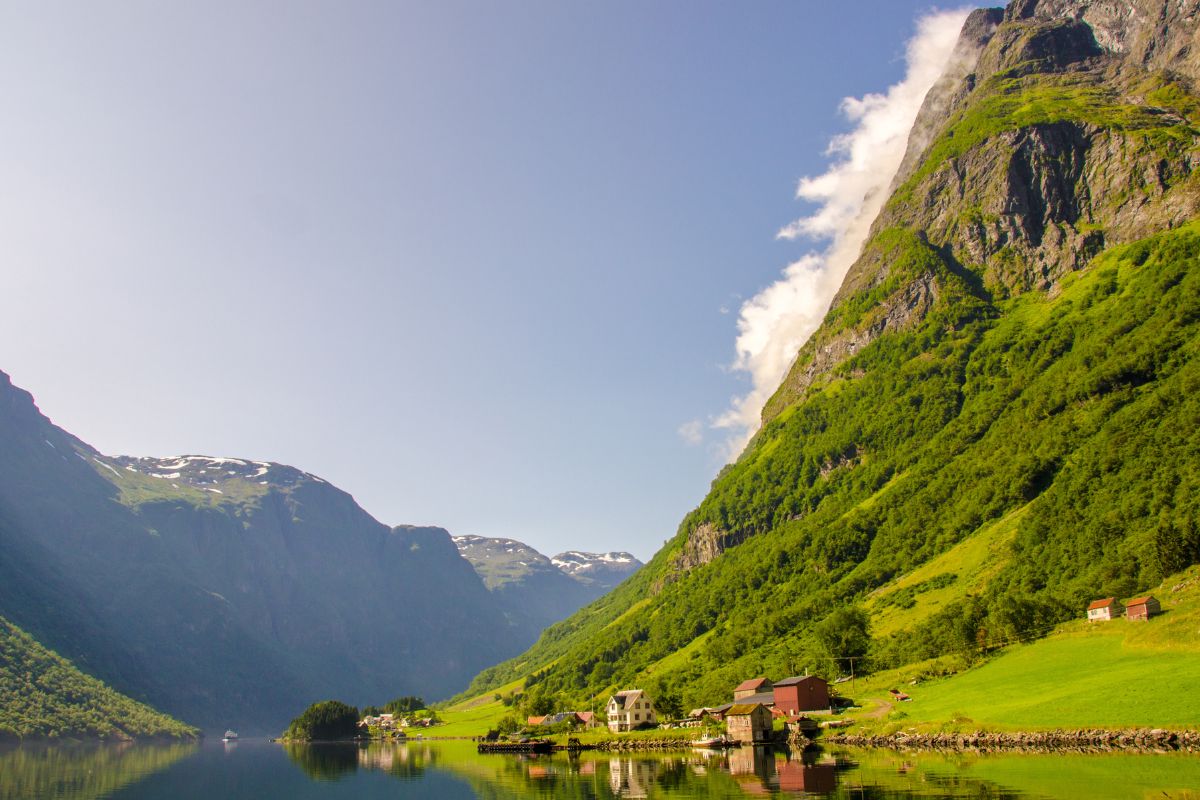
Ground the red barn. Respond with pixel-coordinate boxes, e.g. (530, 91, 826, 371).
(1125, 596, 1161, 621)
(772, 676, 829, 714)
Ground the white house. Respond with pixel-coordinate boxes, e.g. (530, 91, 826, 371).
(1087, 597, 1122, 621)
(606, 689, 657, 732)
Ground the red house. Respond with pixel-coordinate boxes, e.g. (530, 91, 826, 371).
(772, 676, 829, 714)
(1125, 596, 1161, 621)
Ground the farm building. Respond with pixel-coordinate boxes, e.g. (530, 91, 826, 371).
(733, 677, 773, 700)
(606, 690, 657, 732)
(1125, 596, 1161, 621)
(1086, 597, 1122, 621)
(773, 676, 830, 714)
(724, 703, 773, 743)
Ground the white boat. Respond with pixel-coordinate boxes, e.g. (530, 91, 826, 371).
(222, 730, 238, 741)
(691, 734, 737, 749)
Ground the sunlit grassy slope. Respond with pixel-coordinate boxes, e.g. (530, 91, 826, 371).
(848, 565, 1200, 731)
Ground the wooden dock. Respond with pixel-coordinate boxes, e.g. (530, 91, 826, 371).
(477, 739, 555, 754)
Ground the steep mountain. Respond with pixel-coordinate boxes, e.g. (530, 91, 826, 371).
(0, 371, 528, 733)
(452, 536, 641, 635)
(0, 615, 196, 741)
(463, 0, 1200, 710)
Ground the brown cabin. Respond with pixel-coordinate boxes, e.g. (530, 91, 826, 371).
(1125, 595, 1161, 621)
(733, 677, 773, 700)
(724, 703, 773, 743)
(773, 675, 830, 714)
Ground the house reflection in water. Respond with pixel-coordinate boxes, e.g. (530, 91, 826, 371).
(727, 746, 837, 795)
(776, 752, 836, 794)
(609, 757, 658, 798)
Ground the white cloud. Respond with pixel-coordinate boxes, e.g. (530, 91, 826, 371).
(677, 419, 704, 446)
(713, 8, 971, 458)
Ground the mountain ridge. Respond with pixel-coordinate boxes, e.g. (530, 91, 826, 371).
(0, 370, 563, 733)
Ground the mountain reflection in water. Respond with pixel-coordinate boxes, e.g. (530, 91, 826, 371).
(7, 739, 1200, 799)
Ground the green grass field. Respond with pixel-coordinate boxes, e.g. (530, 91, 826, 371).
(849, 565, 1200, 731)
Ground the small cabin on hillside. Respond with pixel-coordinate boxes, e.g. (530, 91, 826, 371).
(606, 690, 657, 732)
(724, 703, 773, 743)
(1086, 597, 1122, 621)
(1125, 596, 1161, 621)
(733, 677, 773, 700)
(773, 675, 830, 714)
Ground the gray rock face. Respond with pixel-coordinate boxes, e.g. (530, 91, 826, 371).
(763, 0, 1200, 427)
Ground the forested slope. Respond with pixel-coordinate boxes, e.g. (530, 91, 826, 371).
(0, 616, 196, 741)
(462, 0, 1200, 712)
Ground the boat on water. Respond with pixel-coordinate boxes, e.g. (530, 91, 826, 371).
(691, 734, 738, 749)
(222, 730, 238, 742)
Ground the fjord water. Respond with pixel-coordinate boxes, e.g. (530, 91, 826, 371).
(5, 740, 1199, 799)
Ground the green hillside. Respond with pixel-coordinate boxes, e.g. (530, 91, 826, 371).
(459, 2, 1200, 721)
(0, 616, 196, 741)
(846, 564, 1200, 731)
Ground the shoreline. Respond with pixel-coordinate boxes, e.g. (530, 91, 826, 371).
(825, 727, 1200, 753)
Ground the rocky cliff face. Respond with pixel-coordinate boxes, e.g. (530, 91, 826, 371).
(0, 370, 527, 733)
(764, 0, 1200, 423)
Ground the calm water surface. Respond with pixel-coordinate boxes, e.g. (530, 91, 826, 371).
(3, 739, 1198, 799)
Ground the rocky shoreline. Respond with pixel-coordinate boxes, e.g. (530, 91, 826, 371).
(594, 737, 699, 752)
(824, 728, 1200, 753)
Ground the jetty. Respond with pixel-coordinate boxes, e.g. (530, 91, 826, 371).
(477, 738, 555, 754)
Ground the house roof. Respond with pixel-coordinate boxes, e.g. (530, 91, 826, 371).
(726, 703, 768, 716)
(739, 691, 776, 706)
(772, 676, 820, 690)
(541, 712, 576, 725)
(734, 677, 772, 692)
(1087, 597, 1119, 610)
(576, 712, 595, 723)
(527, 716, 546, 725)
(609, 689, 644, 708)
(1126, 596, 1156, 606)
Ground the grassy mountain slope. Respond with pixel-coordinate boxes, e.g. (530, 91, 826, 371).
(844, 564, 1200, 731)
(460, 1, 1200, 716)
(0, 616, 196, 741)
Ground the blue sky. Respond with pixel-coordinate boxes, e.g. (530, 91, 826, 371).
(0, 2, 967, 560)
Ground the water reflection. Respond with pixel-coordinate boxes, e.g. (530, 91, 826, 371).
(0, 741, 194, 800)
(25, 738, 1197, 800)
(282, 743, 359, 781)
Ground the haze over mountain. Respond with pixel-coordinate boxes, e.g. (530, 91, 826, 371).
(452, 536, 641, 635)
(464, 0, 1200, 710)
(0, 370, 624, 733)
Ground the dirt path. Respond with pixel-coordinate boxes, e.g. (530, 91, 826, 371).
(861, 698, 895, 719)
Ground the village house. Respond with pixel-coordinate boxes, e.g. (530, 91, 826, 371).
(358, 713, 398, 730)
(1087, 597, 1123, 621)
(533, 711, 597, 729)
(773, 675, 830, 714)
(1125, 595, 1161, 621)
(733, 677, 773, 700)
(606, 689, 657, 733)
(724, 702, 773, 743)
